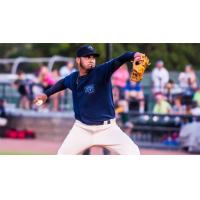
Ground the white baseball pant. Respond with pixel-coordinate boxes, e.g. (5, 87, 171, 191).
(57, 119, 140, 155)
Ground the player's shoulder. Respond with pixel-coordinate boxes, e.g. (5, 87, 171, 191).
(64, 71, 79, 80)
(94, 62, 110, 72)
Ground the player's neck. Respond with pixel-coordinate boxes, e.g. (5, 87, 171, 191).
(79, 68, 89, 76)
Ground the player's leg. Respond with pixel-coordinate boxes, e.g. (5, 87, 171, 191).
(93, 124, 140, 155)
(57, 123, 92, 155)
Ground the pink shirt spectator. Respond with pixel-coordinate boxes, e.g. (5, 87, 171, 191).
(112, 64, 129, 88)
(43, 73, 56, 86)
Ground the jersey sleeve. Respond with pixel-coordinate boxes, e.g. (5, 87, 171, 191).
(44, 76, 70, 97)
(96, 52, 135, 81)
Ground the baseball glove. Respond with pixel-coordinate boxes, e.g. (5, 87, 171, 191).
(130, 54, 150, 82)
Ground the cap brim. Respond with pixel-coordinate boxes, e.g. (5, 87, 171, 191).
(81, 53, 100, 57)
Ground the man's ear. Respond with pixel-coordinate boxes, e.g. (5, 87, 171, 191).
(76, 57, 80, 66)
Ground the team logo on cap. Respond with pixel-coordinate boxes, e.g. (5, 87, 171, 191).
(88, 46, 94, 51)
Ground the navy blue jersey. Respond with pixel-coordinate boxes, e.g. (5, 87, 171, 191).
(44, 52, 135, 125)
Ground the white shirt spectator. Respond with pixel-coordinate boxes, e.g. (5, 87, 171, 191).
(59, 60, 76, 78)
(179, 72, 190, 89)
(151, 60, 169, 93)
(178, 64, 198, 91)
(180, 121, 200, 151)
(60, 66, 76, 77)
(191, 107, 200, 116)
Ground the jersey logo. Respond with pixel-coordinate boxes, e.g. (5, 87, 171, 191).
(84, 84, 95, 94)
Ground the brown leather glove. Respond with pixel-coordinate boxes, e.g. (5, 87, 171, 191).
(130, 53, 150, 82)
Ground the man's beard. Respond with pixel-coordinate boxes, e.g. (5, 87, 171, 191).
(80, 60, 94, 72)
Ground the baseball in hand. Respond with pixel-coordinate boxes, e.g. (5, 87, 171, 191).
(36, 100, 43, 106)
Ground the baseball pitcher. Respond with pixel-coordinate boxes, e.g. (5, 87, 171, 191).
(34, 45, 150, 155)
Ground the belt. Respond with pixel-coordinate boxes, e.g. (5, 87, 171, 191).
(97, 119, 116, 125)
(76, 119, 116, 126)
(102, 119, 112, 125)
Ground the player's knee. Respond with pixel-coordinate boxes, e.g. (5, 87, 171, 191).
(129, 143, 140, 155)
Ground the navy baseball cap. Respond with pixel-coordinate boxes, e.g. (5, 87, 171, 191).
(76, 45, 100, 57)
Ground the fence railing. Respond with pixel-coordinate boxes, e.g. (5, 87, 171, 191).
(0, 56, 75, 74)
(0, 82, 73, 111)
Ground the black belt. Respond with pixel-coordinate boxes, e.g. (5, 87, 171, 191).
(80, 119, 112, 125)
(101, 120, 111, 125)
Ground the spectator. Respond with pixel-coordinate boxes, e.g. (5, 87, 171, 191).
(153, 92, 172, 114)
(112, 86, 129, 116)
(13, 71, 30, 109)
(51, 69, 62, 111)
(59, 60, 76, 78)
(191, 101, 200, 116)
(193, 87, 200, 107)
(151, 60, 169, 93)
(59, 61, 76, 110)
(178, 64, 198, 93)
(185, 104, 193, 115)
(38, 65, 56, 89)
(164, 79, 182, 104)
(179, 116, 200, 152)
(38, 66, 57, 111)
(52, 69, 61, 81)
(124, 81, 145, 113)
(171, 96, 186, 115)
(0, 99, 6, 118)
(112, 63, 129, 99)
(123, 121, 134, 138)
(0, 99, 7, 128)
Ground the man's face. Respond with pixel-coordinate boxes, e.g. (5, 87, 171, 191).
(76, 55, 96, 70)
(155, 94, 163, 102)
(156, 61, 164, 69)
(67, 61, 74, 70)
(185, 65, 192, 73)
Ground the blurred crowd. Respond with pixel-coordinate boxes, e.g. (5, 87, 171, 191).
(110, 60, 200, 151)
(4, 58, 199, 117)
(152, 61, 200, 116)
(112, 60, 200, 117)
(12, 60, 76, 111)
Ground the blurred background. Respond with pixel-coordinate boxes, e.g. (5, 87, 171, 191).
(0, 43, 200, 155)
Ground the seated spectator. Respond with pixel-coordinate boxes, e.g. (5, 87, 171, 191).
(185, 104, 193, 115)
(153, 92, 172, 114)
(193, 87, 200, 107)
(38, 66, 57, 111)
(38, 65, 56, 89)
(164, 79, 183, 104)
(171, 96, 186, 115)
(112, 63, 129, 99)
(59, 60, 76, 78)
(0, 99, 6, 118)
(125, 81, 145, 113)
(191, 101, 200, 116)
(178, 64, 198, 93)
(13, 71, 30, 109)
(59, 62, 76, 110)
(122, 121, 134, 138)
(112, 86, 129, 116)
(151, 60, 169, 93)
(51, 69, 62, 111)
(179, 116, 200, 152)
(0, 99, 7, 127)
